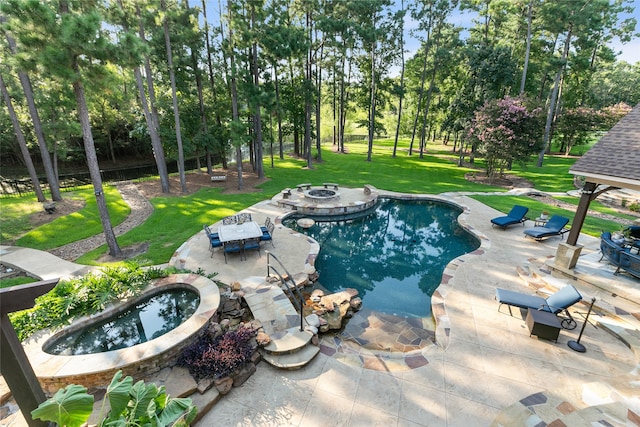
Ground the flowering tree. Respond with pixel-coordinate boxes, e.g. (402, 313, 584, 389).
(555, 106, 601, 155)
(556, 102, 632, 155)
(467, 96, 544, 181)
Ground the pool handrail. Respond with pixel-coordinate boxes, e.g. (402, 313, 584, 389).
(265, 250, 307, 331)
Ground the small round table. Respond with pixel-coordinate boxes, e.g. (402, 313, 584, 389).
(534, 217, 548, 227)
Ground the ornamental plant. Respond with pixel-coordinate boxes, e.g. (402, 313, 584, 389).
(467, 96, 544, 181)
(9, 262, 168, 341)
(179, 324, 257, 380)
(31, 370, 196, 427)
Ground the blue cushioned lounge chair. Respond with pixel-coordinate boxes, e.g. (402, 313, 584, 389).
(490, 205, 529, 229)
(523, 215, 570, 241)
(496, 284, 582, 329)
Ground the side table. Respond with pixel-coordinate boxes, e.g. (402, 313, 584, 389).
(526, 309, 562, 342)
(534, 217, 549, 227)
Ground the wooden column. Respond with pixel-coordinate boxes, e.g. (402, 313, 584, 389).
(0, 279, 58, 427)
(566, 182, 597, 246)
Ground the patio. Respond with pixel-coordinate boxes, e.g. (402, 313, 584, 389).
(2, 187, 639, 426)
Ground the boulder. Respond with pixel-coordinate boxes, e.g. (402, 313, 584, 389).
(232, 363, 256, 387)
(305, 313, 321, 328)
(214, 377, 233, 395)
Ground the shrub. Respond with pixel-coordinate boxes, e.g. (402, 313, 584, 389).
(628, 201, 639, 212)
(179, 324, 257, 380)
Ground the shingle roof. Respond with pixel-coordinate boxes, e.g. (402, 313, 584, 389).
(569, 104, 640, 191)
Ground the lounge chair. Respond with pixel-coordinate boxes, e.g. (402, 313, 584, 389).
(490, 205, 529, 229)
(523, 215, 570, 241)
(496, 284, 582, 329)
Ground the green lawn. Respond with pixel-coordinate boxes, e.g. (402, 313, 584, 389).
(3, 140, 636, 270)
(11, 186, 129, 250)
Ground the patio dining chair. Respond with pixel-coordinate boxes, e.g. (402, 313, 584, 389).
(222, 216, 237, 225)
(242, 237, 261, 259)
(204, 225, 221, 254)
(261, 222, 275, 247)
(236, 212, 252, 224)
(261, 216, 272, 233)
(222, 240, 242, 263)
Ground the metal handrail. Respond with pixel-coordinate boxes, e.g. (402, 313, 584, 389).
(265, 250, 306, 331)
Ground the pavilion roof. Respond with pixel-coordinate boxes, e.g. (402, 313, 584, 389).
(569, 104, 640, 191)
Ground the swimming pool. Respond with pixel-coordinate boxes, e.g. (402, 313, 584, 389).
(284, 198, 479, 317)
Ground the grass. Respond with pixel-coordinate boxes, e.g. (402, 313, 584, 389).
(4, 138, 637, 268)
(0, 276, 37, 289)
(471, 195, 628, 237)
(0, 197, 45, 242)
(12, 186, 129, 250)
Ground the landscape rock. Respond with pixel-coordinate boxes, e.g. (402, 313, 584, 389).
(163, 366, 198, 398)
(214, 377, 233, 395)
(319, 288, 358, 310)
(197, 377, 215, 394)
(305, 313, 321, 327)
(256, 331, 271, 346)
(324, 303, 343, 329)
(232, 363, 256, 387)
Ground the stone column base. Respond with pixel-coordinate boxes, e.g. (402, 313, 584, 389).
(555, 243, 583, 270)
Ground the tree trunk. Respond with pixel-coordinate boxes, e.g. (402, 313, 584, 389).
(135, 5, 170, 193)
(72, 67, 121, 257)
(162, 0, 187, 192)
(0, 73, 46, 202)
(537, 23, 572, 167)
(315, 26, 323, 163)
(520, 0, 533, 95)
(393, 0, 406, 158)
(366, 40, 376, 162)
(304, 9, 313, 168)
(3, 27, 62, 201)
(410, 39, 430, 156)
(273, 63, 284, 160)
(227, 2, 243, 190)
(250, 6, 264, 178)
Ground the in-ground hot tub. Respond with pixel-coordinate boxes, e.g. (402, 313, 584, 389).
(24, 274, 220, 393)
(304, 188, 340, 202)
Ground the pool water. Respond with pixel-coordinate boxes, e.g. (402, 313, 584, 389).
(285, 199, 479, 317)
(45, 289, 200, 355)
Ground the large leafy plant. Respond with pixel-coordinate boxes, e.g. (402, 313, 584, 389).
(31, 371, 197, 427)
(10, 263, 168, 341)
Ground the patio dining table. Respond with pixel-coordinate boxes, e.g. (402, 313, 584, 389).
(217, 221, 263, 243)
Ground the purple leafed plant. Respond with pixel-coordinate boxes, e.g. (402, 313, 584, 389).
(179, 324, 257, 379)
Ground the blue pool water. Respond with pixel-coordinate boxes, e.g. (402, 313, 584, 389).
(284, 199, 479, 317)
(45, 289, 200, 355)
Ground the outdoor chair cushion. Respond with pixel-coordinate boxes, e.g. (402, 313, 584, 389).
(523, 215, 569, 240)
(490, 205, 529, 229)
(496, 284, 582, 329)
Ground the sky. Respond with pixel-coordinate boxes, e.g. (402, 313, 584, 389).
(433, 4, 640, 65)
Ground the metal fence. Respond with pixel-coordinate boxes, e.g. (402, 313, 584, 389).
(0, 158, 204, 199)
